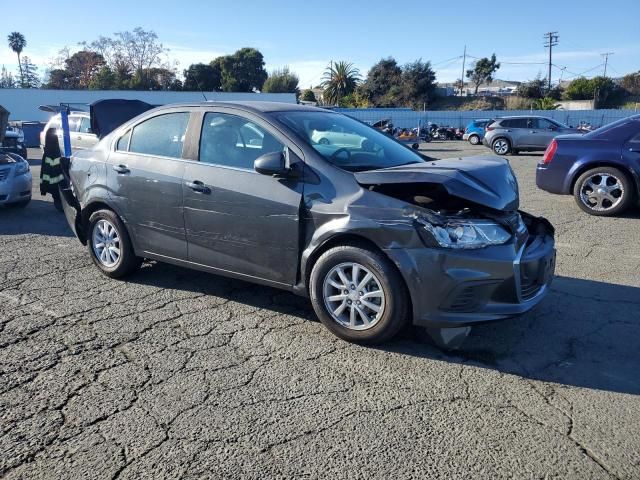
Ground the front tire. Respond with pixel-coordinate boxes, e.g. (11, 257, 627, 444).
(87, 209, 141, 278)
(573, 167, 633, 216)
(492, 138, 511, 155)
(309, 244, 409, 344)
(468, 134, 480, 145)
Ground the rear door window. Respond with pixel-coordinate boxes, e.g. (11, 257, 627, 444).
(129, 112, 190, 159)
(502, 119, 528, 128)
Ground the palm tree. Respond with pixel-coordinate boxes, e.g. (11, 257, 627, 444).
(321, 61, 361, 105)
(534, 97, 560, 110)
(7, 32, 26, 87)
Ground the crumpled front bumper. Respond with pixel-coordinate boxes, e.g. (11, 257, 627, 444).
(385, 215, 556, 328)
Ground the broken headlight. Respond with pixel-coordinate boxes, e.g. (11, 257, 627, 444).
(408, 210, 512, 249)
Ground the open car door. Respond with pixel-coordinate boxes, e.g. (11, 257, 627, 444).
(59, 99, 155, 243)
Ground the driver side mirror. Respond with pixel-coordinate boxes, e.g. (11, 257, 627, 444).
(254, 151, 291, 177)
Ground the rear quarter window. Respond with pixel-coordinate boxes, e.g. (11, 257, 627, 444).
(128, 112, 190, 159)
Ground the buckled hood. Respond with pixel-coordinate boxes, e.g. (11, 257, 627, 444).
(354, 156, 519, 211)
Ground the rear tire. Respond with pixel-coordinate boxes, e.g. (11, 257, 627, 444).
(468, 134, 480, 145)
(492, 138, 511, 155)
(87, 209, 141, 278)
(309, 244, 409, 345)
(573, 166, 634, 216)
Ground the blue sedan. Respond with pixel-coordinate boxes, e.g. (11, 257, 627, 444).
(536, 115, 640, 216)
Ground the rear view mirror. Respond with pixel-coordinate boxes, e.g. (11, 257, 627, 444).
(254, 151, 289, 177)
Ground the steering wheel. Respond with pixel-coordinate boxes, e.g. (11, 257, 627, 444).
(329, 147, 351, 162)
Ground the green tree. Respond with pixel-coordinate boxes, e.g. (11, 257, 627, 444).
(64, 51, 106, 89)
(128, 67, 177, 90)
(516, 75, 546, 99)
(321, 61, 361, 105)
(563, 77, 592, 99)
(262, 67, 299, 94)
(360, 57, 403, 106)
(89, 66, 117, 90)
(620, 71, 640, 96)
(399, 59, 436, 108)
(44, 69, 72, 89)
(216, 48, 268, 92)
(0, 65, 16, 88)
(301, 89, 316, 102)
(7, 32, 26, 87)
(466, 54, 500, 94)
(20, 57, 39, 88)
(183, 63, 221, 91)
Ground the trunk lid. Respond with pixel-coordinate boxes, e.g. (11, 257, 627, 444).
(354, 156, 519, 211)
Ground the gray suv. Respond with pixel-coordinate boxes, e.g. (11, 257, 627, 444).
(483, 116, 580, 155)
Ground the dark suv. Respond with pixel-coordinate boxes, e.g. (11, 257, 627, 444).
(61, 102, 555, 344)
(484, 116, 580, 155)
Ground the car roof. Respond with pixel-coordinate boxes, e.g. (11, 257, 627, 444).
(148, 101, 330, 114)
(494, 115, 559, 120)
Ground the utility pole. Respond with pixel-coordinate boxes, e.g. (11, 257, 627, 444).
(460, 45, 466, 96)
(543, 31, 559, 92)
(601, 52, 614, 78)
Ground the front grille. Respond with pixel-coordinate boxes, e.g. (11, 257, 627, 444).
(0, 168, 9, 182)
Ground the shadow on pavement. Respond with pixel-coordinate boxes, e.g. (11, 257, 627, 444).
(127, 261, 640, 395)
(0, 199, 73, 237)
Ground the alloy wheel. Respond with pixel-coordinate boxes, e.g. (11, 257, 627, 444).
(91, 219, 121, 267)
(322, 262, 386, 330)
(579, 173, 624, 212)
(493, 139, 509, 155)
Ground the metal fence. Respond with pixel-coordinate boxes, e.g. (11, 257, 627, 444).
(332, 107, 639, 130)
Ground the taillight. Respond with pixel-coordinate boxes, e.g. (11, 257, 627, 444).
(542, 139, 557, 165)
(486, 125, 495, 131)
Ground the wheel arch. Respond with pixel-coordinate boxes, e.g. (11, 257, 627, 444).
(300, 233, 411, 309)
(79, 200, 131, 246)
(569, 161, 639, 195)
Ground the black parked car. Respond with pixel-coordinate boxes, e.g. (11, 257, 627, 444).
(536, 115, 640, 216)
(61, 102, 555, 344)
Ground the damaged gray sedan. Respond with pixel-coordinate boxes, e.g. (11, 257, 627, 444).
(60, 102, 555, 344)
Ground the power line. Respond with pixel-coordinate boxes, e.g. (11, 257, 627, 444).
(544, 31, 559, 91)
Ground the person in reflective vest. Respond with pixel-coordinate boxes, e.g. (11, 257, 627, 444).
(40, 127, 63, 211)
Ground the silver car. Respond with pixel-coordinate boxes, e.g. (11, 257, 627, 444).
(0, 152, 32, 208)
(40, 111, 99, 153)
(483, 116, 580, 155)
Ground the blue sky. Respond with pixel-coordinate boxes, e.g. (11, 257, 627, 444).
(2, 0, 639, 87)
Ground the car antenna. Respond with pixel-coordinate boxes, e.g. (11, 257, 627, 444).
(187, 71, 208, 101)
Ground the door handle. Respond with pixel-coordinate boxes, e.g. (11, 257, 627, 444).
(113, 164, 130, 174)
(185, 180, 210, 194)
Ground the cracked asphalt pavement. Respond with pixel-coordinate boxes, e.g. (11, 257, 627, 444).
(1, 144, 639, 479)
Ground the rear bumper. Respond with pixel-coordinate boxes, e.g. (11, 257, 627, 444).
(536, 164, 567, 194)
(0, 171, 32, 204)
(385, 215, 556, 328)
